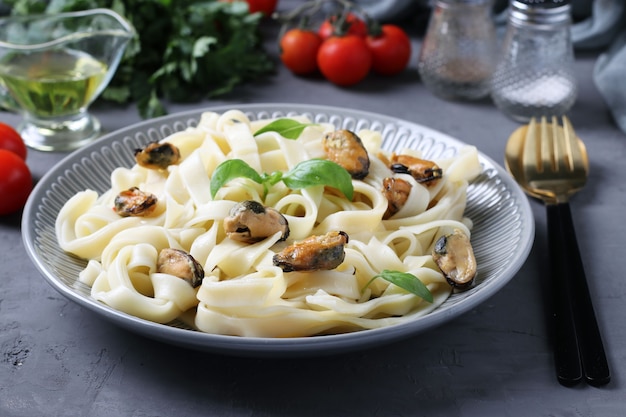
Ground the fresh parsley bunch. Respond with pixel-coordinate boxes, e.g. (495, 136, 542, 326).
(6, 0, 275, 118)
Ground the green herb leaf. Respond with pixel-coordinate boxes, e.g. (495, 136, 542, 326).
(282, 159, 354, 200)
(261, 171, 284, 187)
(364, 270, 434, 303)
(253, 119, 314, 139)
(209, 159, 353, 201)
(210, 159, 263, 199)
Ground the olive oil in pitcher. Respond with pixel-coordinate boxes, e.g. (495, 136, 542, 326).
(0, 48, 108, 118)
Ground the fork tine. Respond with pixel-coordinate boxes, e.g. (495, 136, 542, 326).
(539, 116, 554, 173)
(552, 116, 567, 173)
(562, 116, 586, 174)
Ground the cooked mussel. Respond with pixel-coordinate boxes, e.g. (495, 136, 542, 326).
(273, 231, 349, 272)
(157, 248, 204, 288)
(382, 177, 412, 219)
(114, 187, 158, 217)
(134, 141, 181, 170)
(389, 154, 442, 187)
(224, 200, 290, 243)
(432, 229, 477, 289)
(323, 130, 370, 179)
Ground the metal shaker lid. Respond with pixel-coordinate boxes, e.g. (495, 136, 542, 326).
(510, 0, 571, 26)
(515, 0, 570, 6)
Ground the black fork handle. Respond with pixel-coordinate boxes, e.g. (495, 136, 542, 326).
(547, 203, 582, 386)
(547, 203, 610, 386)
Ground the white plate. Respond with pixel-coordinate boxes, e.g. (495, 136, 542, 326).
(22, 103, 534, 357)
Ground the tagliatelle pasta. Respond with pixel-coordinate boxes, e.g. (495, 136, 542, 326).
(55, 109, 481, 337)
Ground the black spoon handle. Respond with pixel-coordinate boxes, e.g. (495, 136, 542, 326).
(547, 203, 582, 386)
(554, 202, 611, 386)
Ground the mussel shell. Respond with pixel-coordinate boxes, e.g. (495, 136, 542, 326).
(114, 187, 158, 217)
(224, 200, 289, 243)
(273, 231, 349, 272)
(134, 141, 181, 170)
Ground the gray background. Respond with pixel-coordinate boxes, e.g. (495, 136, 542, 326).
(2, 2, 625, 416)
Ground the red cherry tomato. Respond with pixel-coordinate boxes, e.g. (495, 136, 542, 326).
(219, 0, 277, 16)
(0, 149, 33, 215)
(244, 0, 278, 16)
(280, 28, 323, 75)
(318, 13, 368, 40)
(0, 122, 27, 160)
(317, 35, 372, 86)
(366, 25, 412, 76)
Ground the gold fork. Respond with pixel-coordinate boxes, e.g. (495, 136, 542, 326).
(523, 116, 587, 203)
(522, 116, 610, 386)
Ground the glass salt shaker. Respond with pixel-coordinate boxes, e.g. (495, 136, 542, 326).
(417, 0, 497, 100)
(491, 0, 577, 122)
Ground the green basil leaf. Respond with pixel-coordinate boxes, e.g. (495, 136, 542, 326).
(282, 159, 354, 200)
(364, 270, 434, 303)
(261, 171, 284, 187)
(210, 159, 263, 198)
(253, 119, 314, 139)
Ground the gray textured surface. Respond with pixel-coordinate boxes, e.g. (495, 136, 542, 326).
(1, 4, 625, 416)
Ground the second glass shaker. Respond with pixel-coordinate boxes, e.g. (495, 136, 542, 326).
(491, 0, 577, 122)
(418, 0, 497, 100)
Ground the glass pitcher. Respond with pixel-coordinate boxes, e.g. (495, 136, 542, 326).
(0, 9, 135, 152)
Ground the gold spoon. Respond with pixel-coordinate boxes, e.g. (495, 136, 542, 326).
(504, 117, 609, 387)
